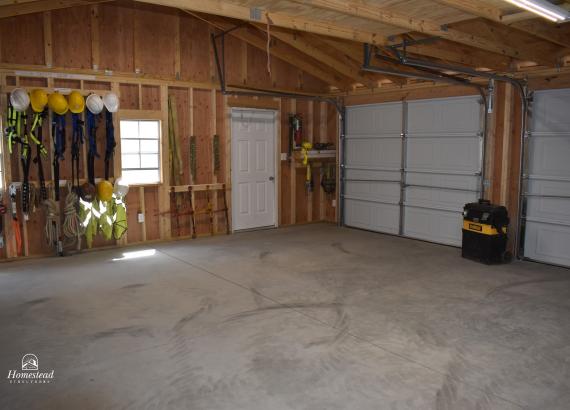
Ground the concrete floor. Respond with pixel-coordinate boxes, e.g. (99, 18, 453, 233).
(0, 224, 569, 410)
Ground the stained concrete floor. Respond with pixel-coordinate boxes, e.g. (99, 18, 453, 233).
(0, 224, 569, 410)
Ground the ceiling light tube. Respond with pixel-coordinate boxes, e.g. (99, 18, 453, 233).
(503, 0, 570, 22)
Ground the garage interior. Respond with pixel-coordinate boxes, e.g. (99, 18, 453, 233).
(0, 0, 569, 409)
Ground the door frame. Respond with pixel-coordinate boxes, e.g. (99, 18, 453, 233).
(230, 107, 279, 232)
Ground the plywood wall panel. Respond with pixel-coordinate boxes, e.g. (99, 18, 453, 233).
(141, 85, 161, 110)
(144, 186, 160, 240)
(168, 87, 190, 185)
(125, 187, 142, 243)
(295, 168, 308, 224)
(98, 1, 135, 73)
(134, 4, 177, 77)
(0, 13, 44, 65)
(223, 35, 245, 86)
(247, 45, 272, 89)
(179, 14, 211, 83)
(192, 89, 212, 185)
(52, 6, 92, 69)
(119, 83, 139, 109)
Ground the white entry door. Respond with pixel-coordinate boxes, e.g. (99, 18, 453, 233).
(231, 108, 276, 231)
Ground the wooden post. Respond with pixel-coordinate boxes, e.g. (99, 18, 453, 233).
(211, 90, 218, 234)
(43, 12, 53, 68)
(307, 100, 314, 222)
(500, 83, 514, 206)
(319, 100, 327, 221)
(289, 99, 296, 224)
(158, 85, 171, 239)
(90, 5, 100, 70)
(1, 74, 15, 258)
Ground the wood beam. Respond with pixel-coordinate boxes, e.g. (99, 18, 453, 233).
(433, 0, 570, 49)
(260, 27, 378, 88)
(0, 0, 110, 18)
(287, 0, 533, 62)
(197, 14, 351, 89)
(309, 36, 407, 85)
(136, 0, 387, 45)
(450, 18, 563, 66)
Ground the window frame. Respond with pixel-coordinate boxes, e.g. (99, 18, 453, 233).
(119, 118, 163, 187)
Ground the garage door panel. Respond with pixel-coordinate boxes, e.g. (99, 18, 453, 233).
(345, 181, 400, 204)
(345, 138, 401, 170)
(406, 173, 480, 191)
(524, 222, 570, 267)
(344, 97, 481, 247)
(407, 96, 481, 135)
(406, 137, 480, 174)
(526, 179, 570, 224)
(345, 168, 400, 182)
(404, 207, 462, 246)
(528, 135, 570, 178)
(344, 199, 400, 234)
(346, 103, 402, 135)
(531, 89, 570, 133)
(522, 88, 570, 267)
(405, 187, 477, 211)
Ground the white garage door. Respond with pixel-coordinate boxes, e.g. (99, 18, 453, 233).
(344, 96, 483, 246)
(522, 88, 570, 267)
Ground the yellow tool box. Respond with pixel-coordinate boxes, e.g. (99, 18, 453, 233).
(462, 199, 511, 264)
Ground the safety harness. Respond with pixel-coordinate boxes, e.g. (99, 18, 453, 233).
(30, 110, 49, 202)
(104, 110, 115, 180)
(86, 110, 99, 185)
(52, 114, 66, 201)
(71, 113, 85, 191)
(5, 104, 22, 155)
(20, 113, 32, 216)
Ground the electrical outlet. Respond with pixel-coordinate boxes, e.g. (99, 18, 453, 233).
(137, 213, 145, 223)
(332, 199, 336, 208)
(280, 152, 288, 161)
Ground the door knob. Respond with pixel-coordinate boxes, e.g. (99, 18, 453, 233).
(269, 176, 275, 181)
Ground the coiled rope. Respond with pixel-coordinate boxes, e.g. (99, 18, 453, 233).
(63, 191, 83, 240)
(43, 199, 59, 248)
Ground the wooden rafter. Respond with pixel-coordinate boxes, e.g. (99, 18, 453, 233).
(135, 0, 388, 45)
(0, 0, 110, 18)
(392, 34, 514, 71)
(433, 0, 570, 48)
(450, 18, 564, 66)
(194, 13, 352, 90)
(257, 26, 379, 88)
(287, 0, 537, 62)
(302, 34, 407, 85)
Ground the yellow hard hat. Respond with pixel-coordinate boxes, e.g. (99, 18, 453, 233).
(48, 92, 68, 115)
(68, 91, 85, 114)
(30, 89, 48, 113)
(97, 180, 114, 202)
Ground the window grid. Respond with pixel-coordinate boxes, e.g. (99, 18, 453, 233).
(120, 120, 161, 185)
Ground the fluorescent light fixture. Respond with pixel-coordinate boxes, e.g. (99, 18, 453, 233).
(112, 249, 156, 261)
(503, 0, 570, 22)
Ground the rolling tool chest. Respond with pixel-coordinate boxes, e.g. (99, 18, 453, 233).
(462, 200, 510, 264)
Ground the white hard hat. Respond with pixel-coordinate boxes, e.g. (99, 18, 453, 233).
(103, 92, 119, 113)
(10, 88, 30, 112)
(113, 177, 129, 198)
(86, 93, 104, 114)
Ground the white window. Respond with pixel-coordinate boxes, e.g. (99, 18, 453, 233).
(120, 120, 161, 185)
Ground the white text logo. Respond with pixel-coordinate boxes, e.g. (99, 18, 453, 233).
(7, 354, 55, 384)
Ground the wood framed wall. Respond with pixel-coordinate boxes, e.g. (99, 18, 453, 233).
(0, 2, 339, 260)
